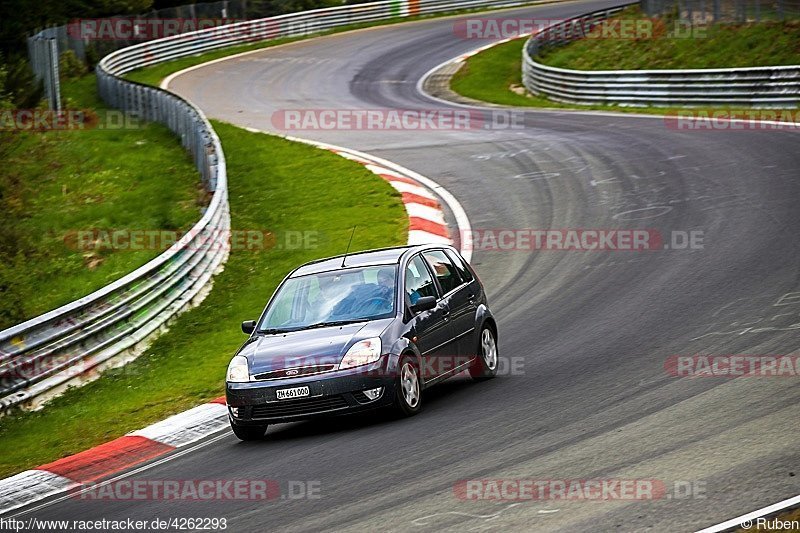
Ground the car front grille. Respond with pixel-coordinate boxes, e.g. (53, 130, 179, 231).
(253, 364, 337, 381)
(251, 395, 348, 419)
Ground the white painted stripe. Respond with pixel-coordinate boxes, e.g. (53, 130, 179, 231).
(388, 180, 436, 199)
(129, 403, 229, 448)
(405, 203, 447, 225)
(337, 152, 374, 165)
(9, 433, 231, 519)
(408, 230, 453, 245)
(364, 164, 408, 180)
(695, 494, 800, 533)
(0, 470, 76, 514)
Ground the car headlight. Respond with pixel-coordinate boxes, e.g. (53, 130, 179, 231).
(339, 338, 382, 370)
(226, 356, 250, 382)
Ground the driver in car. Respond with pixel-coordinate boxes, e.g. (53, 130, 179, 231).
(376, 267, 395, 298)
(330, 267, 395, 318)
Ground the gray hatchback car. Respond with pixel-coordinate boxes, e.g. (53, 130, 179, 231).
(225, 244, 498, 440)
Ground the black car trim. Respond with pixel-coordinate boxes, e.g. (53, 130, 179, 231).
(422, 358, 476, 386)
(250, 395, 350, 419)
(420, 336, 455, 356)
(452, 327, 476, 341)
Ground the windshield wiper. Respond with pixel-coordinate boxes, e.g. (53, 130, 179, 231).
(257, 328, 292, 335)
(298, 319, 368, 331)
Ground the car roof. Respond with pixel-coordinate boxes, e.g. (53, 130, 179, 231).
(289, 244, 454, 277)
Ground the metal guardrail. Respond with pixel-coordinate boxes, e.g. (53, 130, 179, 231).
(7, 0, 549, 414)
(522, 3, 800, 108)
(1, 52, 232, 416)
(27, 35, 62, 111)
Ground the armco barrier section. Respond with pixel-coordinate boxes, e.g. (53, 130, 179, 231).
(522, 3, 800, 108)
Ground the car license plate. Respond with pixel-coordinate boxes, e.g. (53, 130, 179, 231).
(276, 386, 310, 400)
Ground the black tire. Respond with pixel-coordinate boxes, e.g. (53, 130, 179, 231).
(231, 422, 268, 441)
(470, 325, 498, 381)
(393, 355, 422, 417)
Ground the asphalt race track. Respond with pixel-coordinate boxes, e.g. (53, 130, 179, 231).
(22, 0, 800, 530)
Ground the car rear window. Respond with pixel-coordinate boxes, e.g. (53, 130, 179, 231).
(405, 255, 437, 304)
(445, 248, 473, 282)
(423, 250, 462, 294)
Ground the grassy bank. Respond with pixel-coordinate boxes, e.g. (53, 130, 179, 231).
(537, 8, 800, 70)
(0, 121, 407, 478)
(0, 75, 200, 329)
(450, 38, 543, 107)
(450, 11, 800, 111)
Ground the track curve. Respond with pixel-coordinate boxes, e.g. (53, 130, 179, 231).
(23, 1, 800, 530)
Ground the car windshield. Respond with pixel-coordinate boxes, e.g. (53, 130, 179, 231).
(257, 265, 397, 332)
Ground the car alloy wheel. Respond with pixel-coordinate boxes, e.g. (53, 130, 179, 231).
(470, 325, 498, 381)
(394, 356, 422, 416)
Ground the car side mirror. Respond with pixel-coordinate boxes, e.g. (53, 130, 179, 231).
(410, 296, 436, 314)
(241, 320, 256, 334)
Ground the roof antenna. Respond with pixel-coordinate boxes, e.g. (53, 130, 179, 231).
(341, 226, 356, 267)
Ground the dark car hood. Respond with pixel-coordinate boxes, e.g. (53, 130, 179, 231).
(239, 319, 393, 375)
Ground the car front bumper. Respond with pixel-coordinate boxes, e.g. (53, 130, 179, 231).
(226, 356, 396, 425)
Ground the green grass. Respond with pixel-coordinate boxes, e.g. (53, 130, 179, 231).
(449, 38, 639, 110)
(537, 8, 800, 70)
(449, 22, 800, 114)
(450, 38, 546, 107)
(0, 75, 201, 329)
(0, 121, 407, 479)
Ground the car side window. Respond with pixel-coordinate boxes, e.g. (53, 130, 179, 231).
(423, 250, 463, 295)
(405, 255, 438, 305)
(445, 249, 474, 282)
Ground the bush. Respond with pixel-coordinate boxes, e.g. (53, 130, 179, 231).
(2, 56, 43, 108)
(59, 50, 88, 81)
